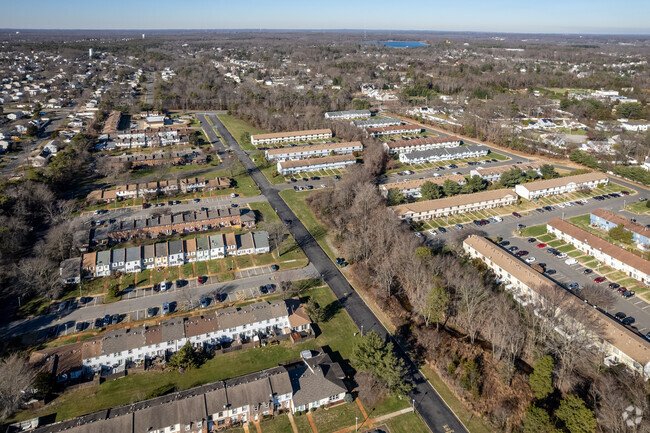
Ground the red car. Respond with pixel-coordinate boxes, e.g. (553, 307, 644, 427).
(617, 287, 627, 294)
(198, 276, 207, 285)
(536, 243, 547, 248)
(594, 277, 607, 283)
(512, 212, 522, 218)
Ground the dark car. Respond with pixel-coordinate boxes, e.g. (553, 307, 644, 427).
(270, 264, 279, 271)
(334, 175, 340, 180)
(260, 285, 268, 294)
(438, 227, 446, 233)
(608, 283, 620, 289)
(147, 307, 155, 317)
(111, 314, 120, 324)
(508, 246, 519, 252)
(290, 178, 297, 183)
(545, 269, 557, 275)
(527, 238, 536, 243)
(621, 190, 630, 195)
(614, 312, 627, 321)
(266, 284, 276, 293)
(583, 269, 593, 274)
(512, 212, 522, 218)
(473, 220, 481, 226)
(200, 298, 210, 308)
(94, 318, 103, 328)
(543, 206, 553, 211)
(536, 208, 544, 213)
(311, 176, 320, 180)
(75, 322, 85, 332)
(622, 290, 635, 298)
(198, 276, 207, 285)
(622, 317, 635, 326)
(500, 241, 510, 246)
(103, 314, 111, 326)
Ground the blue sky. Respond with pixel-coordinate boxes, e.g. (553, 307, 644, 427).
(1, 0, 649, 34)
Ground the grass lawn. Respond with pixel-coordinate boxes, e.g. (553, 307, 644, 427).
(222, 256, 236, 272)
(537, 234, 555, 242)
(310, 403, 364, 433)
(121, 273, 135, 289)
(150, 269, 166, 285)
(248, 202, 281, 226)
(167, 267, 180, 282)
(218, 272, 235, 282)
(568, 251, 583, 258)
(626, 201, 650, 215)
(11, 286, 358, 424)
(362, 395, 410, 418)
(548, 240, 563, 247)
(292, 414, 312, 433)
(259, 415, 293, 433)
(557, 245, 575, 253)
(217, 113, 267, 152)
(17, 296, 50, 318)
(252, 253, 276, 266)
(568, 214, 591, 227)
(383, 411, 431, 433)
(520, 224, 547, 238)
(206, 259, 222, 274)
(280, 189, 338, 260)
(180, 263, 195, 279)
(195, 261, 208, 276)
(234, 255, 253, 269)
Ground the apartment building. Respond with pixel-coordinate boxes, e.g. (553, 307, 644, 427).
(378, 174, 466, 198)
(251, 129, 332, 146)
(88, 177, 231, 203)
(590, 208, 650, 247)
(79, 231, 270, 278)
(353, 117, 401, 128)
(81, 300, 306, 372)
(324, 109, 371, 120)
(547, 218, 650, 284)
(469, 162, 544, 183)
(463, 235, 650, 378)
(277, 154, 357, 175)
(265, 141, 362, 161)
(366, 124, 423, 137)
(25, 349, 346, 433)
(383, 135, 462, 154)
(514, 172, 609, 200)
(392, 189, 518, 221)
(398, 145, 489, 164)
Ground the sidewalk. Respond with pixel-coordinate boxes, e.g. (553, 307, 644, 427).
(331, 407, 414, 433)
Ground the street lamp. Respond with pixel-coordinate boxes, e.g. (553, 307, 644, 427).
(360, 325, 363, 337)
(355, 416, 358, 432)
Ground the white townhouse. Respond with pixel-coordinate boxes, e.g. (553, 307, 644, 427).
(167, 240, 185, 266)
(469, 162, 544, 183)
(251, 129, 332, 146)
(366, 123, 423, 137)
(392, 189, 518, 221)
(353, 117, 401, 128)
(253, 231, 270, 254)
(324, 110, 371, 120)
(142, 244, 156, 270)
(383, 135, 462, 154)
(379, 174, 466, 198)
(463, 235, 650, 379)
(265, 141, 362, 162)
(209, 234, 226, 259)
(115, 184, 138, 199)
(547, 218, 650, 284)
(124, 246, 142, 273)
(514, 172, 609, 200)
(398, 145, 489, 164)
(277, 154, 357, 175)
(95, 250, 111, 277)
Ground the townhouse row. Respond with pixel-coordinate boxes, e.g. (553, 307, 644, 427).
(398, 144, 489, 164)
(88, 176, 232, 202)
(264, 141, 362, 162)
(324, 109, 371, 119)
(590, 208, 650, 247)
(469, 162, 544, 183)
(25, 349, 347, 433)
(251, 129, 332, 146)
(277, 154, 357, 175)
(463, 235, 650, 379)
(383, 135, 462, 154)
(366, 124, 423, 137)
(107, 149, 207, 169)
(547, 218, 650, 284)
(353, 116, 401, 128)
(392, 189, 518, 221)
(379, 174, 466, 198)
(514, 171, 609, 200)
(69, 230, 269, 281)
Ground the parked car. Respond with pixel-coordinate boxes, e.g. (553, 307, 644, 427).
(499, 241, 510, 246)
(75, 322, 85, 332)
(617, 287, 627, 293)
(608, 283, 620, 289)
(147, 307, 155, 317)
(545, 269, 556, 275)
(527, 238, 537, 243)
(622, 317, 635, 325)
(508, 246, 519, 252)
(162, 302, 170, 314)
(622, 290, 635, 298)
(455, 224, 463, 229)
(565, 258, 578, 265)
(428, 229, 438, 236)
(270, 265, 279, 271)
(537, 243, 547, 248)
(103, 314, 111, 326)
(160, 281, 168, 291)
(198, 276, 207, 284)
(111, 314, 120, 324)
(583, 269, 593, 274)
(557, 252, 568, 259)
(568, 283, 580, 290)
(94, 318, 103, 328)
(438, 227, 446, 233)
(512, 212, 522, 218)
(594, 277, 607, 283)
(614, 312, 626, 321)
(525, 257, 536, 263)
(200, 298, 210, 308)
(515, 251, 528, 257)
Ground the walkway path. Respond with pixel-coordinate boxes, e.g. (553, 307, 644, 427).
(287, 412, 299, 433)
(331, 407, 414, 433)
(306, 412, 319, 433)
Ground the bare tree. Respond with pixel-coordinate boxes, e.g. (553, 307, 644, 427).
(0, 354, 34, 421)
(266, 221, 285, 256)
(578, 284, 617, 311)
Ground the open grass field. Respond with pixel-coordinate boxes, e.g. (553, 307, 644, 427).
(217, 114, 267, 152)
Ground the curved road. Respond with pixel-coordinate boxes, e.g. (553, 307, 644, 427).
(209, 114, 468, 433)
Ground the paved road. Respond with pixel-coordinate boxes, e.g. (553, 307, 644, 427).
(144, 72, 155, 106)
(0, 265, 319, 342)
(211, 115, 469, 433)
(423, 190, 650, 337)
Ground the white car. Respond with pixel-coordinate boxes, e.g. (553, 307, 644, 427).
(433, 173, 441, 177)
(320, 184, 327, 188)
(428, 229, 438, 236)
(160, 281, 168, 291)
(557, 252, 568, 259)
(493, 216, 503, 222)
(525, 257, 536, 263)
(557, 203, 566, 208)
(565, 258, 578, 265)
(414, 232, 423, 238)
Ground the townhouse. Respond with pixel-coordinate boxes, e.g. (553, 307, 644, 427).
(398, 145, 489, 164)
(392, 189, 518, 221)
(25, 349, 346, 433)
(111, 127, 191, 149)
(366, 124, 423, 137)
(264, 141, 362, 162)
(81, 299, 306, 372)
(324, 109, 371, 120)
(469, 162, 544, 183)
(88, 177, 231, 202)
(378, 174, 466, 198)
(251, 129, 332, 146)
(60, 257, 81, 285)
(547, 218, 650, 284)
(590, 208, 650, 247)
(383, 135, 462, 154)
(353, 117, 401, 128)
(96, 207, 254, 244)
(277, 154, 357, 176)
(463, 235, 650, 378)
(514, 172, 609, 200)
(78, 231, 271, 278)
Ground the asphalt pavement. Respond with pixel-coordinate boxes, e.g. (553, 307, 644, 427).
(209, 114, 469, 433)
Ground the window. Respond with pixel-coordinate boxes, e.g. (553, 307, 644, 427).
(329, 395, 339, 402)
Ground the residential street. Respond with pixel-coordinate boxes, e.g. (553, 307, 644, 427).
(209, 114, 470, 433)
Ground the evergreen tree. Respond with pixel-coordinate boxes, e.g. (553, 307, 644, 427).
(556, 395, 596, 433)
(500, 168, 525, 187)
(540, 164, 559, 179)
(304, 298, 325, 323)
(609, 223, 633, 244)
(442, 179, 461, 196)
(520, 406, 556, 433)
(529, 355, 554, 400)
(387, 188, 406, 206)
(421, 181, 442, 200)
(168, 341, 201, 370)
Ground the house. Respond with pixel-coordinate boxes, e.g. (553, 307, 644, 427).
(143, 244, 155, 270)
(253, 231, 270, 254)
(184, 238, 197, 262)
(514, 172, 609, 200)
(463, 235, 650, 378)
(167, 240, 185, 266)
(237, 232, 255, 255)
(60, 257, 81, 285)
(29, 342, 85, 385)
(398, 145, 489, 164)
(366, 124, 423, 137)
(469, 162, 544, 183)
(619, 119, 649, 132)
(265, 141, 362, 162)
(124, 247, 141, 273)
(197, 236, 211, 261)
(115, 184, 138, 199)
(110, 248, 125, 273)
(95, 250, 111, 277)
(392, 189, 518, 221)
(209, 234, 225, 259)
(547, 218, 650, 284)
(590, 209, 650, 247)
(383, 136, 462, 154)
(324, 110, 371, 120)
(277, 154, 356, 175)
(81, 252, 96, 278)
(251, 129, 332, 146)
(145, 115, 166, 128)
(353, 117, 401, 128)
(180, 177, 206, 193)
(378, 174, 466, 198)
(289, 351, 348, 413)
(225, 232, 237, 255)
(154, 242, 168, 268)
